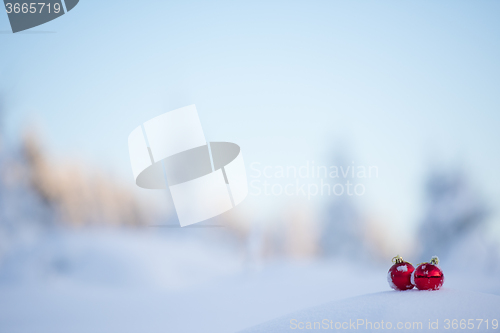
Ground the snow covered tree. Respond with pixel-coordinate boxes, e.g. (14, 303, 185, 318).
(417, 167, 489, 262)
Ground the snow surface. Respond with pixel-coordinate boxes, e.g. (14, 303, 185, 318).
(0, 229, 391, 333)
(241, 289, 500, 332)
(0, 229, 499, 333)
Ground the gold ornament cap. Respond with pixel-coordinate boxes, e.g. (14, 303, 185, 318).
(392, 255, 404, 264)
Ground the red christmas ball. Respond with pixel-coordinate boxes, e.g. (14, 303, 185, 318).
(387, 255, 415, 291)
(412, 256, 444, 291)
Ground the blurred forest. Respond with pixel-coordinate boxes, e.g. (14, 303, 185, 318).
(0, 99, 499, 287)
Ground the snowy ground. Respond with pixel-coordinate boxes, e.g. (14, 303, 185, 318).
(0, 229, 498, 333)
(242, 289, 500, 332)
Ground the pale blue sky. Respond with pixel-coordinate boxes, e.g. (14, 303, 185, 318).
(1, 0, 499, 240)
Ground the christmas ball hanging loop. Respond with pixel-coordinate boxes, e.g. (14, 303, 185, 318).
(392, 255, 404, 264)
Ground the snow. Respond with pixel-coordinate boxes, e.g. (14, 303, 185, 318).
(0, 229, 389, 333)
(387, 270, 397, 290)
(0, 229, 498, 333)
(241, 289, 500, 332)
(396, 264, 408, 272)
